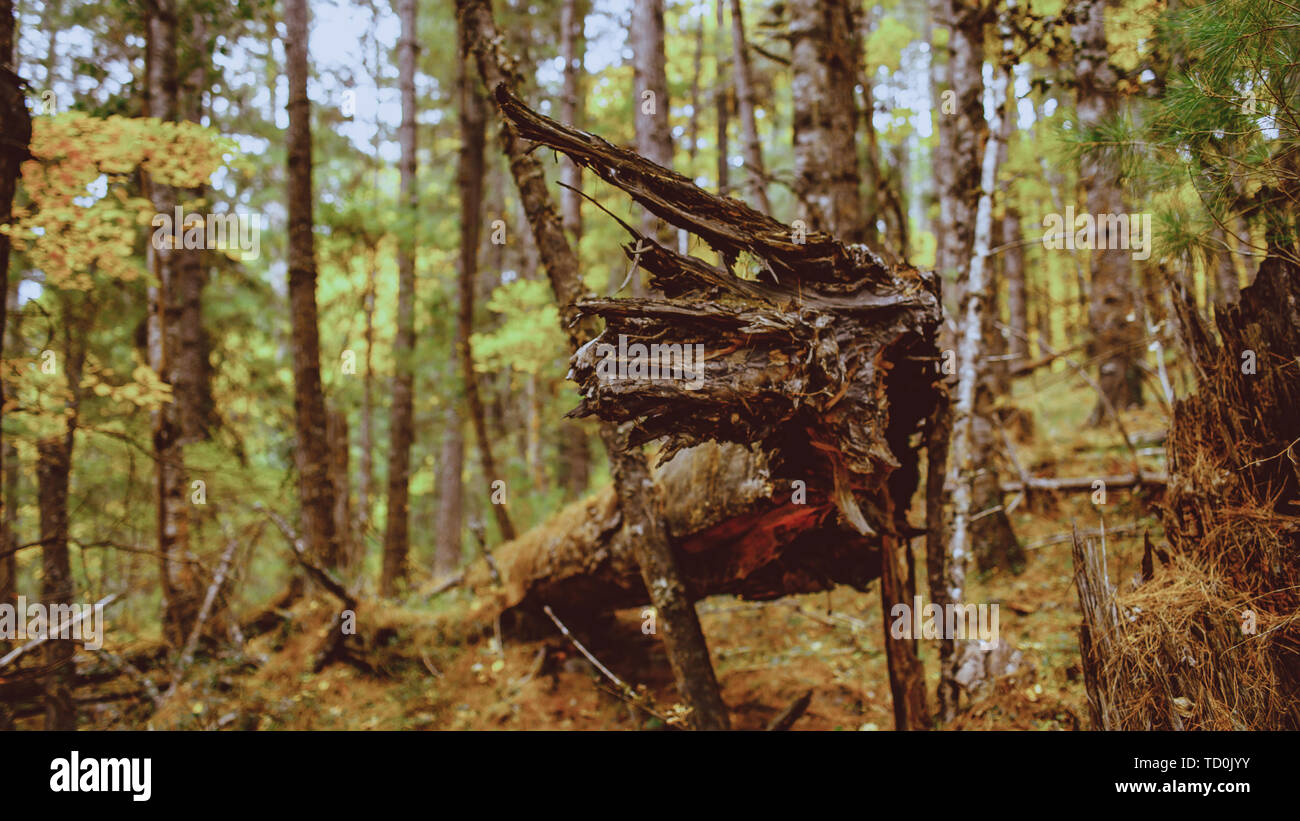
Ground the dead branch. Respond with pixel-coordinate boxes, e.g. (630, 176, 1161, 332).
(0, 592, 121, 672)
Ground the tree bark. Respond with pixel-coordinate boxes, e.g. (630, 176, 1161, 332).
(147, 0, 201, 648)
(928, 0, 957, 282)
(557, 0, 590, 500)
(0, 0, 30, 618)
(38, 437, 74, 730)
(1003, 207, 1029, 360)
(453, 31, 516, 545)
(854, 2, 881, 248)
(631, 0, 675, 287)
(1074, 0, 1144, 423)
(327, 408, 354, 574)
(284, 0, 340, 570)
(790, 0, 863, 242)
(728, 0, 770, 214)
(714, 0, 730, 196)
(941, 9, 1017, 717)
(935, 0, 986, 297)
(175, 13, 212, 443)
(380, 0, 420, 594)
(434, 403, 464, 578)
(0, 281, 17, 617)
(458, 0, 732, 730)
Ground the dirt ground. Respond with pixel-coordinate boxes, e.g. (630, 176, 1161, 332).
(36, 382, 1169, 731)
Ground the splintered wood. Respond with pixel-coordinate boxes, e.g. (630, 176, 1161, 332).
(483, 87, 943, 618)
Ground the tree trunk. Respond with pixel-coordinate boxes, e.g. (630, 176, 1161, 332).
(175, 14, 212, 443)
(728, 0, 770, 214)
(284, 0, 340, 570)
(454, 31, 516, 544)
(0, 286, 15, 613)
(327, 408, 354, 574)
(557, 0, 590, 500)
(714, 0, 730, 196)
(1074, 0, 1144, 423)
(941, 9, 1017, 718)
(0, 0, 29, 618)
(631, 0, 675, 289)
(935, 0, 982, 298)
(790, 0, 863, 242)
(147, 0, 201, 647)
(358, 246, 375, 548)
(459, 0, 733, 730)
(855, 3, 881, 248)
(38, 437, 75, 730)
(928, 0, 957, 282)
(1004, 207, 1029, 360)
(1211, 224, 1240, 306)
(434, 403, 464, 578)
(380, 0, 420, 594)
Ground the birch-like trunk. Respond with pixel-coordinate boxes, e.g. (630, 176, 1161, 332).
(940, 4, 1015, 719)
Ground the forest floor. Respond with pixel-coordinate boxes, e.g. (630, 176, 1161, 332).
(33, 379, 1170, 731)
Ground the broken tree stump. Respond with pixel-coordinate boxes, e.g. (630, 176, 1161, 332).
(481, 89, 943, 725)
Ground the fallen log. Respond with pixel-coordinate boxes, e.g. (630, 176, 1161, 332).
(477, 442, 882, 620)
(996, 473, 1167, 493)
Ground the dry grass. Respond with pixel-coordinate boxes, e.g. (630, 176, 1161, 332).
(1091, 553, 1300, 730)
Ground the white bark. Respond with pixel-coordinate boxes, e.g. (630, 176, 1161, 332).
(942, 0, 1016, 713)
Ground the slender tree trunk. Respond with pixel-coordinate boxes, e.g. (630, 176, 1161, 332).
(0, 283, 17, 617)
(728, 0, 770, 214)
(327, 408, 353, 573)
(0, 0, 30, 618)
(688, 10, 703, 168)
(38, 437, 74, 730)
(557, 0, 591, 500)
(459, 0, 730, 730)
(942, 9, 1016, 719)
(559, 0, 585, 241)
(455, 34, 516, 545)
(357, 27, 383, 558)
(855, 2, 881, 248)
(433, 403, 463, 577)
(942, 0, 1020, 574)
(880, 488, 931, 729)
(380, 0, 420, 594)
(714, 0, 730, 196)
(928, 0, 957, 282)
(358, 246, 375, 549)
(940, 0, 985, 300)
(1004, 207, 1029, 360)
(1074, 0, 1143, 423)
(147, 0, 201, 647)
(39, 291, 85, 730)
(284, 0, 340, 570)
(631, 0, 674, 290)
(175, 14, 211, 443)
